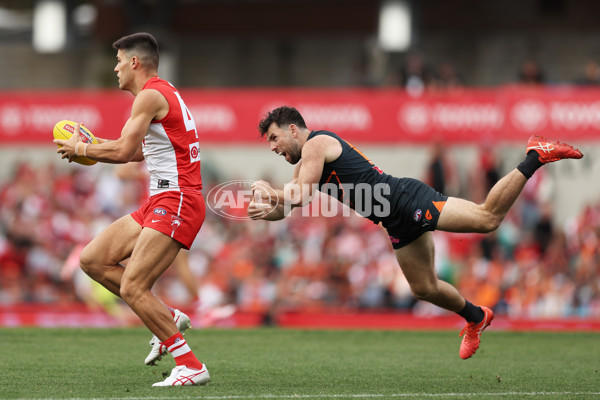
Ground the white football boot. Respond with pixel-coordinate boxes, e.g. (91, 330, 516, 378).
(152, 364, 210, 387)
(145, 309, 192, 366)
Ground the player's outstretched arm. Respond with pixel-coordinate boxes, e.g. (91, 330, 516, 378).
(257, 139, 327, 210)
(248, 164, 304, 221)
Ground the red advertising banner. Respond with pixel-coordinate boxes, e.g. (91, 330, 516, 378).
(2, 85, 599, 144)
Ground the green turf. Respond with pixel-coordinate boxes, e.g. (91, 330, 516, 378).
(0, 328, 598, 399)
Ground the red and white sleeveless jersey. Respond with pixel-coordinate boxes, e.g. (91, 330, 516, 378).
(141, 77, 202, 197)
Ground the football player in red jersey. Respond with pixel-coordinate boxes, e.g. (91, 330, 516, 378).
(54, 33, 208, 387)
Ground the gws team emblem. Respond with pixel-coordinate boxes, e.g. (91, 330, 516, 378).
(413, 209, 422, 222)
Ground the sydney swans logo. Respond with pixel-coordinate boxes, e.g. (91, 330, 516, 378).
(206, 180, 277, 221)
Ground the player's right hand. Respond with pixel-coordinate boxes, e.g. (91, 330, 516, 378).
(54, 123, 83, 163)
(247, 200, 273, 220)
(250, 180, 274, 203)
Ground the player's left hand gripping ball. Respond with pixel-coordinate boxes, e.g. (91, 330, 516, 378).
(53, 120, 98, 165)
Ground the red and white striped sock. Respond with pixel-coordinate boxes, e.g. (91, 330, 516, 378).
(162, 332, 203, 370)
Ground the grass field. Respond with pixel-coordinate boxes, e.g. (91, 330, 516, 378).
(0, 327, 598, 399)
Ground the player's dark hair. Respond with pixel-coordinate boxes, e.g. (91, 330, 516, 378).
(113, 32, 159, 71)
(258, 106, 307, 137)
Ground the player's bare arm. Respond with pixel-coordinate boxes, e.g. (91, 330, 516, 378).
(54, 89, 167, 164)
(250, 134, 341, 219)
(248, 170, 300, 221)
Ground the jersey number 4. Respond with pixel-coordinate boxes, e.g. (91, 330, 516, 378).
(174, 91, 201, 163)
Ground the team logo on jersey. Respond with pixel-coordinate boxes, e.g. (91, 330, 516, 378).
(413, 209, 422, 222)
(153, 207, 167, 216)
(171, 215, 183, 230)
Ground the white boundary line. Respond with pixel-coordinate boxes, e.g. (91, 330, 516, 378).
(22, 392, 600, 400)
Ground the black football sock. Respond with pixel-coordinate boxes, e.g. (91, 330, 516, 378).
(457, 300, 485, 323)
(516, 151, 544, 179)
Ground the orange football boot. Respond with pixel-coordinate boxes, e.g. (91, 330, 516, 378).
(526, 135, 583, 163)
(459, 306, 494, 359)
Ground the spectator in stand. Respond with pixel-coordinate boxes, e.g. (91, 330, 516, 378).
(518, 59, 546, 85)
(397, 51, 434, 97)
(1, 163, 599, 321)
(432, 61, 465, 90)
(518, 167, 553, 231)
(533, 202, 554, 255)
(468, 144, 501, 205)
(424, 141, 459, 198)
(574, 61, 600, 86)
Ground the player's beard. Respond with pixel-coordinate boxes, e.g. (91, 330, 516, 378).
(287, 142, 302, 164)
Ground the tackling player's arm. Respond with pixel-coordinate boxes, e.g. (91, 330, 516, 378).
(278, 136, 328, 206)
(54, 89, 167, 163)
(249, 135, 341, 220)
(248, 164, 301, 221)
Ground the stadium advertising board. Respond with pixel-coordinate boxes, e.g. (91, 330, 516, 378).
(1, 86, 599, 144)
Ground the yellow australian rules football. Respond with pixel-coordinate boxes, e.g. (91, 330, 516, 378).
(53, 120, 98, 166)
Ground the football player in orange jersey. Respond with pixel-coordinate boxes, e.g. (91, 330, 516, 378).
(248, 106, 583, 360)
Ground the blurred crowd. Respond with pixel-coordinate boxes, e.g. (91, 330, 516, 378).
(1, 153, 599, 322)
(361, 51, 600, 93)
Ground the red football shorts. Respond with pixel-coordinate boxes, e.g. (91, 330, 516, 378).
(130, 190, 205, 250)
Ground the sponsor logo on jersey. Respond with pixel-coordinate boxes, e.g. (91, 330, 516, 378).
(153, 207, 167, 215)
(189, 142, 200, 163)
(158, 179, 170, 188)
